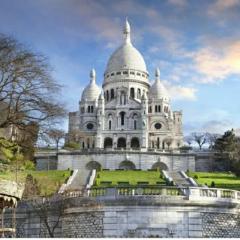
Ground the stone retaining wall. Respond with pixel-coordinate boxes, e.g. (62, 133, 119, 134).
(57, 151, 195, 172)
(3, 196, 240, 238)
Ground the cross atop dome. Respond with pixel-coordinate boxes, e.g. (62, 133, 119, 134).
(123, 18, 131, 44)
(155, 68, 160, 80)
(90, 68, 96, 83)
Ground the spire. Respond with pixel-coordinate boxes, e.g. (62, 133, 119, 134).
(155, 67, 160, 81)
(90, 68, 96, 83)
(98, 91, 104, 100)
(123, 18, 131, 44)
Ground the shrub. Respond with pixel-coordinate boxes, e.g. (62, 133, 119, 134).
(180, 146, 192, 151)
(211, 181, 215, 187)
(167, 180, 174, 186)
(194, 174, 198, 179)
(64, 142, 80, 149)
(23, 160, 35, 170)
(117, 181, 129, 185)
(100, 181, 112, 185)
(137, 181, 149, 185)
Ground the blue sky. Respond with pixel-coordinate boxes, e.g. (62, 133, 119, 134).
(0, 0, 240, 135)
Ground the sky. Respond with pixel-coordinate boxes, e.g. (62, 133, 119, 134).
(0, 0, 240, 135)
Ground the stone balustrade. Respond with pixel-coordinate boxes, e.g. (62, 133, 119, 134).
(85, 186, 240, 204)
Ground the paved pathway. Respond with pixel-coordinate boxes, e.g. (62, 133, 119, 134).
(65, 169, 91, 192)
(167, 171, 193, 187)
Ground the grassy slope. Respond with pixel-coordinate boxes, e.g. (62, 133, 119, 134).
(95, 170, 165, 187)
(0, 170, 71, 196)
(188, 172, 240, 190)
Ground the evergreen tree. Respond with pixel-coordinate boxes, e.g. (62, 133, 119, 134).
(213, 129, 240, 176)
(213, 129, 237, 153)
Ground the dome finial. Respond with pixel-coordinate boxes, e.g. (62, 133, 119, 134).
(123, 18, 131, 44)
(90, 68, 96, 83)
(155, 67, 160, 81)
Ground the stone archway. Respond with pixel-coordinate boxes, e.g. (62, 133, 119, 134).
(117, 137, 126, 148)
(104, 137, 113, 149)
(131, 137, 140, 149)
(151, 162, 168, 171)
(86, 161, 102, 171)
(119, 160, 136, 170)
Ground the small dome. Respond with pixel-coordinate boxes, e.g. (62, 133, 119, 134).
(81, 69, 101, 101)
(149, 68, 170, 101)
(105, 19, 147, 74)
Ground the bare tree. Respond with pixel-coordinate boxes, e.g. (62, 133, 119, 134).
(0, 34, 66, 136)
(191, 132, 207, 150)
(184, 135, 193, 146)
(30, 195, 66, 238)
(46, 129, 65, 153)
(206, 132, 221, 149)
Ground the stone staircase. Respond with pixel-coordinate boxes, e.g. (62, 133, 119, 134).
(62, 169, 91, 193)
(167, 171, 193, 187)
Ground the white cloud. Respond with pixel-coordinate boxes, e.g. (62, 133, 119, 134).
(208, 0, 240, 16)
(184, 119, 236, 135)
(163, 81, 197, 101)
(168, 0, 188, 8)
(192, 41, 240, 83)
(201, 120, 233, 134)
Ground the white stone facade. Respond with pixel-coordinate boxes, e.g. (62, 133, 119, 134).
(68, 20, 183, 151)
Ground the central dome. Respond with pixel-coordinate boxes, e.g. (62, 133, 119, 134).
(106, 43, 147, 73)
(105, 20, 147, 74)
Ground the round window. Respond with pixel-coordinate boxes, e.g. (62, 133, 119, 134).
(154, 123, 162, 130)
(86, 123, 94, 130)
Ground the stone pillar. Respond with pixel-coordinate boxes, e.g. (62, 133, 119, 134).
(127, 135, 131, 149)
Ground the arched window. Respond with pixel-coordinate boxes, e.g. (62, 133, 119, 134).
(88, 106, 91, 113)
(158, 105, 161, 112)
(149, 106, 152, 113)
(117, 138, 126, 148)
(137, 88, 141, 99)
(104, 138, 113, 148)
(155, 105, 158, 112)
(130, 88, 135, 98)
(87, 138, 90, 149)
(91, 106, 94, 113)
(131, 137, 140, 149)
(86, 161, 102, 170)
(120, 112, 125, 126)
(82, 141, 85, 149)
(119, 160, 136, 170)
(120, 92, 126, 105)
(109, 120, 112, 130)
(157, 137, 160, 149)
(110, 89, 114, 99)
(106, 90, 109, 101)
(92, 141, 95, 148)
(134, 120, 137, 130)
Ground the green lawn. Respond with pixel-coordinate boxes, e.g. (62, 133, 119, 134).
(188, 171, 240, 190)
(0, 170, 71, 196)
(94, 170, 165, 187)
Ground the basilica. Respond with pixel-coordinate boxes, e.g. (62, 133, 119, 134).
(68, 20, 183, 151)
